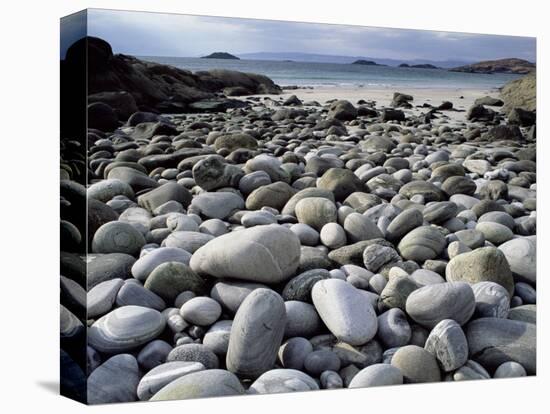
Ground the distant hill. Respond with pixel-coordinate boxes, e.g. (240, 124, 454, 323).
(399, 63, 439, 69)
(201, 52, 240, 60)
(351, 59, 384, 66)
(237, 52, 470, 68)
(450, 58, 535, 74)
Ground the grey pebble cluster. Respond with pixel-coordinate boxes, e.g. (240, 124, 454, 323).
(61, 91, 536, 404)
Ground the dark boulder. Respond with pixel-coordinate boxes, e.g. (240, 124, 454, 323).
(88, 91, 139, 121)
(88, 102, 119, 132)
(508, 108, 536, 127)
(483, 125, 524, 142)
(466, 104, 495, 121)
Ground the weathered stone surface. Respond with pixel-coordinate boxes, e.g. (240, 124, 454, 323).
(348, 363, 404, 388)
(138, 182, 192, 212)
(318, 168, 364, 201)
(424, 319, 468, 372)
(91, 221, 146, 256)
(137, 361, 205, 401)
(295, 197, 337, 231)
(466, 317, 536, 374)
(312, 279, 378, 345)
(166, 344, 219, 369)
(446, 247, 514, 296)
(399, 181, 445, 202)
(191, 224, 301, 284)
(88, 354, 139, 404)
(88, 306, 166, 353)
(131, 247, 192, 282)
(189, 192, 244, 219)
(278, 337, 313, 370)
(248, 369, 319, 394)
(471, 281, 510, 318)
(144, 261, 206, 303)
(210, 281, 268, 313)
(499, 237, 536, 284)
(376, 308, 411, 348)
(246, 182, 296, 211)
(150, 369, 245, 401)
(87, 253, 136, 289)
(226, 288, 287, 378)
(405, 282, 476, 328)
(385, 209, 423, 242)
(390, 345, 441, 383)
(398, 226, 446, 262)
(344, 212, 383, 243)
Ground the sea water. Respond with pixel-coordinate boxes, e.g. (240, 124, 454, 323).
(139, 56, 521, 90)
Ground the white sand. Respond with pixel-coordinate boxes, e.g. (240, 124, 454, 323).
(247, 86, 503, 123)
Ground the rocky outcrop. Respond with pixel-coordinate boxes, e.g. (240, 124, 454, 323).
(62, 37, 281, 118)
(450, 58, 535, 74)
(500, 72, 536, 114)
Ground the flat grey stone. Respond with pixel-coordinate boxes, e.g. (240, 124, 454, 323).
(163, 231, 214, 254)
(466, 317, 536, 374)
(116, 281, 166, 310)
(166, 343, 219, 369)
(494, 361, 527, 378)
(391, 345, 441, 383)
(87, 354, 139, 404)
(87, 278, 124, 318)
(248, 369, 319, 394)
(203, 320, 232, 355)
(348, 363, 403, 388)
(137, 361, 205, 401)
(295, 197, 337, 231)
(131, 247, 192, 282)
(471, 281, 510, 318)
(284, 300, 322, 338)
(179, 296, 222, 326)
(150, 369, 244, 401)
(87, 253, 136, 289)
(137, 339, 173, 371)
(406, 282, 476, 328)
(424, 319, 468, 372)
(88, 305, 165, 353)
(312, 279, 378, 345)
(398, 226, 446, 262)
(446, 247, 514, 296)
(191, 224, 301, 284)
(303, 350, 341, 376)
(499, 237, 536, 284)
(91, 221, 146, 256)
(210, 280, 268, 313)
(344, 212, 383, 243)
(226, 288, 286, 378)
(190, 192, 244, 219)
(278, 337, 313, 370)
(377, 308, 411, 348)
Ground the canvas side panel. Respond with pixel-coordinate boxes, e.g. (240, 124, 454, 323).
(60, 9, 88, 404)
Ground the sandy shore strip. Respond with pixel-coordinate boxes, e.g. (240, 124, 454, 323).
(247, 86, 502, 122)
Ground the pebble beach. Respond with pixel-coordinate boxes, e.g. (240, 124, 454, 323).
(59, 38, 537, 404)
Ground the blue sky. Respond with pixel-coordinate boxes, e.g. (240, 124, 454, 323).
(64, 8, 536, 63)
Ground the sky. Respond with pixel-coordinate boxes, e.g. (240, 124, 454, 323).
(62, 8, 536, 63)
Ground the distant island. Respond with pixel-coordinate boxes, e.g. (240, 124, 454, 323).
(450, 58, 535, 74)
(352, 59, 384, 66)
(399, 63, 439, 69)
(201, 52, 240, 60)
(237, 52, 469, 68)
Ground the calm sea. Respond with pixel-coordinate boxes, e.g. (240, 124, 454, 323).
(139, 56, 521, 90)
